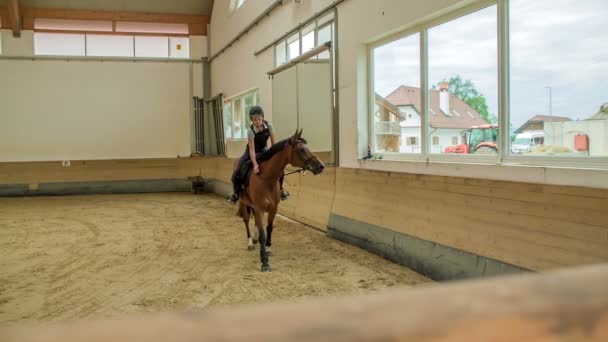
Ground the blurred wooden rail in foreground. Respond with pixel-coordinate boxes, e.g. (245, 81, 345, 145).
(2, 264, 607, 342)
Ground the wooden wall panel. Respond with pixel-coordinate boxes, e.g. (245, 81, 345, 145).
(332, 168, 608, 271)
(278, 167, 336, 231)
(0, 157, 214, 186)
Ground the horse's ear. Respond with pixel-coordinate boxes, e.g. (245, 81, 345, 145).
(289, 130, 298, 144)
(296, 128, 303, 139)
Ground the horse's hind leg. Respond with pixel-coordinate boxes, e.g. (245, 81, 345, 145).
(266, 209, 276, 256)
(240, 204, 254, 251)
(254, 209, 270, 272)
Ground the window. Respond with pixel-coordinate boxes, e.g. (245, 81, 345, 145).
(275, 40, 287, 66)
(34, 33, 189, 58)
(372, 33, 420, 154)
(301, 23, 315, 55)
(169, 37, 189, 58)
(32, 19, 189, 58)
(87, 35, 134, 57)
(509, 0, 608, 158)
(273, 12, 334, 66)
(428, 5, 498, 155)
(316, 23, 333, 59)
(235, 0, 247, 10)
(135, 36, 168, 58)
(287, 33, 300, 60)
(368, 0, 608, 172)
(34, 33, 85, 56)
(223, 89, 260, 140)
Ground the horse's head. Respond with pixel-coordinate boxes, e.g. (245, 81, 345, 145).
(288, 129, 325, 175)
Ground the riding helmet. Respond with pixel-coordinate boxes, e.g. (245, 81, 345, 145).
(249, 105, 264, 119)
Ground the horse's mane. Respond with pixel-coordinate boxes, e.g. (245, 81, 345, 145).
(257, 137, 307, 163)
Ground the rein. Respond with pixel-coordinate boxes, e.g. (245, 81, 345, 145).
(283, 166, 310, 176)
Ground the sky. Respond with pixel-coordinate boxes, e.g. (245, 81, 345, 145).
(373, 0, 608, 129)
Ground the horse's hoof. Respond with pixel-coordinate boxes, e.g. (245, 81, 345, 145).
(247, 245, 255, 251)
(261, 265, 271, 272)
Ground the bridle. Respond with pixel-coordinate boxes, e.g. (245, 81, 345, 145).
(284, 141, 315, 176)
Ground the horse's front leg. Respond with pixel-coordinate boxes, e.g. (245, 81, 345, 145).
(254, 209, 270, 272)
(240, 204, 255, 251)
(266, 209, 276, 256)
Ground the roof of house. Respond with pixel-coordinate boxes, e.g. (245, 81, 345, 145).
(514, 115, 572, 133)
(384, 85, 488, 129)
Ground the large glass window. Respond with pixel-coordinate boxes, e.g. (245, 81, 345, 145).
(509, 0, 608, 157)
(368, 0, 608, 170)
(373, 33, 420, 153)
(223, 89, 260, 140)
(428, 5, 498, 155)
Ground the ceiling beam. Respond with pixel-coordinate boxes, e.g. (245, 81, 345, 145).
(7, 0, 21, 37)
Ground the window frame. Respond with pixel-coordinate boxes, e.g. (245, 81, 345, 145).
(273, 14, 335, 67)
(33, 32, 190, 59)
(223, 88, 260, 141)
(366, 0, 608, 170)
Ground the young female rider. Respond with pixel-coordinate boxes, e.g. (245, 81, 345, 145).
(227, 105, 289, 203)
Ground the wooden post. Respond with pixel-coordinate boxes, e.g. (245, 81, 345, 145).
(7, 0, 20, 37)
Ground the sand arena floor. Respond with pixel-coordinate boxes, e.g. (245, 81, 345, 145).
(0, 192, 430, 325)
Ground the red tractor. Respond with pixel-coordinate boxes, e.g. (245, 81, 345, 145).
(444, 124, 499, 154)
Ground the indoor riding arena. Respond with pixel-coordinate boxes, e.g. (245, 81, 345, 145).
(1, 0, 607, 341)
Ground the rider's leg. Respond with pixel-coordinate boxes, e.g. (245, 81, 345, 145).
(228, 151, 251, 203)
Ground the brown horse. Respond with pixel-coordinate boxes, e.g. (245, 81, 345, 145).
(235, 129, 325, 272)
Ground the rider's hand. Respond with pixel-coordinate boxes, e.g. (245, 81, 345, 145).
(254, 165, 260, 174)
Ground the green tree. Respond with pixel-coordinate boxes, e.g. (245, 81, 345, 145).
(433, 75, 495, 124)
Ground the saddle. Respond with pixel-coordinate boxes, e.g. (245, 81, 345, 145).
(235, 151, 266, 193)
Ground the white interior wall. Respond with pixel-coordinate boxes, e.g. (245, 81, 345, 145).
(297, 62, 332, 152)
(0, 31, 205, 162)
(270, 62, 332, 151)
(1, 29, 35, 55)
